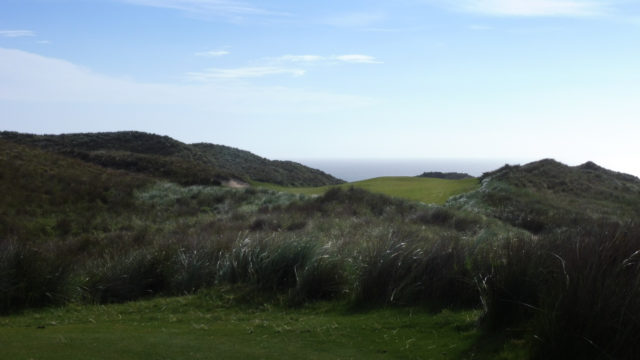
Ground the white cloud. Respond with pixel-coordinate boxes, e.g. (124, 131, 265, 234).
(0, 30, 36, 38)
(334, 55, 383, 64)
(0, 48, 370, 114)
(120, 0, 285, 19)
(185, 53, 381, 81)
(274, 54, 383, 65)
(195, 50, 230, 57)
(187, 66, 305, 80)
(187, 54, 383, 81)
(444, 0, 609, 17)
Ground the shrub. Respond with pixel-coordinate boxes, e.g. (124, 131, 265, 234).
(168, 246, 220, 295)
(531, 224, 640, 360)
(475, 235, 540, 331)
(479, 223, 640, 359)
(83, 248, 172, 303)
(353, 230, 477, 309)
(0, 241, 72, 313)
(289, 242, 349, 304)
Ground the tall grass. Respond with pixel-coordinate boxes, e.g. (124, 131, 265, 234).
(353, 229, 477, 309)
(0, 186, 488, 311)
(5, 180, 640, 358)
(0, 240, 73, 314)
(479, 222, 640, 359)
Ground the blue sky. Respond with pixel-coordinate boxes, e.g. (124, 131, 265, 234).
(1, 0, 639, 175)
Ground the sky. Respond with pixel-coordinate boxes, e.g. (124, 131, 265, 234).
(1, 0, 640, 176)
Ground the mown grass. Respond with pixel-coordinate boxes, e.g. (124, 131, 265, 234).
(0, 290, 500, 360)
(254, 176, 479, 205)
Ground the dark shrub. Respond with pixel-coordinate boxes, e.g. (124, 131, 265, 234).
(217, 236, 315, 292)
(479, 223, 640, 359)
(83, 248, 171, 303)
(283, 220, 307, 232)
(430, 207, 454, 225)
(0, 241, 72, 313)
(476, 236, 540, 331)
(249, 217, 281, 232)
(354, 231, 477, 310)
(290, 252, 348, 305)
(168, 247, 219, 295)
(531, 224, 640, 360)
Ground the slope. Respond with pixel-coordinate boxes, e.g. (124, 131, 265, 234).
(0, 139, 150, 240)
(0, 131, 343, 187)
(191, 143, 343, 187)
(448, 159, 640, 233)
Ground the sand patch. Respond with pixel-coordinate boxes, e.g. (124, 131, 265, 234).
(224, 179, 250, 189)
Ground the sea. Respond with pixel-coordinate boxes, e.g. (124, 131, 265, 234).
(293, 158, 528, 182)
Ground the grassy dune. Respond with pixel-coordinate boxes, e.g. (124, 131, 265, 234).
(255, 177, 479, 205)
(6, 139, 640, 359)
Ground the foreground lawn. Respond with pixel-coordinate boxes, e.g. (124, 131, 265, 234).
(0, 291, 494, 360)
(255, 177, 479, 205)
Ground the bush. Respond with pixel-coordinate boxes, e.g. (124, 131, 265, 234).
(531, 224, 640, 360)
(168, 246, 220, 295)
(353, 230, 477, 309)
(289, 242, 349, 304)
(217, 235, 315, 292)
(476, 235, 540, 331)
(83, 248, 171, 303)
(479, 223, 640, 359)
(0, 241, 72, 313)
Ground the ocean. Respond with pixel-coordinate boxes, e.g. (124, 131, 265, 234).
(293, 158, 525, 182)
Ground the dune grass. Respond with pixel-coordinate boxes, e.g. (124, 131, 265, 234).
(0, 290, 512, 360)
(254, 177, 479, 205)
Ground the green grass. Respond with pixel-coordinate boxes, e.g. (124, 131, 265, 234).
(1, 131, 343, 187)
(0, 291, 507, 360)
(254, 177, 480, 205)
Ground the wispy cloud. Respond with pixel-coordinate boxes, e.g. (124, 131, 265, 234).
(187, 66, 305, 80)
(0, 30, 36, 38)
(274, 54, 383, 65)
(120, 0, 286, 20)
(0, 47, 371, 114)
(441, 0, 610, 17)
(187, 53, 382, 81)
(334, 54, 382, 64)
(195, 49, 230, 57)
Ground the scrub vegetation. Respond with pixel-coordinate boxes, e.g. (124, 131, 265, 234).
(1, 132, 640, 359)
(0, 131, 343, 187)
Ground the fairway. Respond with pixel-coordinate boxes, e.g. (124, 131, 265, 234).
(255, 177, 479, 204)
(0, 293, 488, 360)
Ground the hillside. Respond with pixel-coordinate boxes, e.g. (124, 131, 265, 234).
(0, 139, 150, 240)
(448, 158, 640, 233)
(4, 148, 640, 358)
(192, 143, 343, 187)
(417, 171, 473, 180)
(0, 131, 343, 187)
